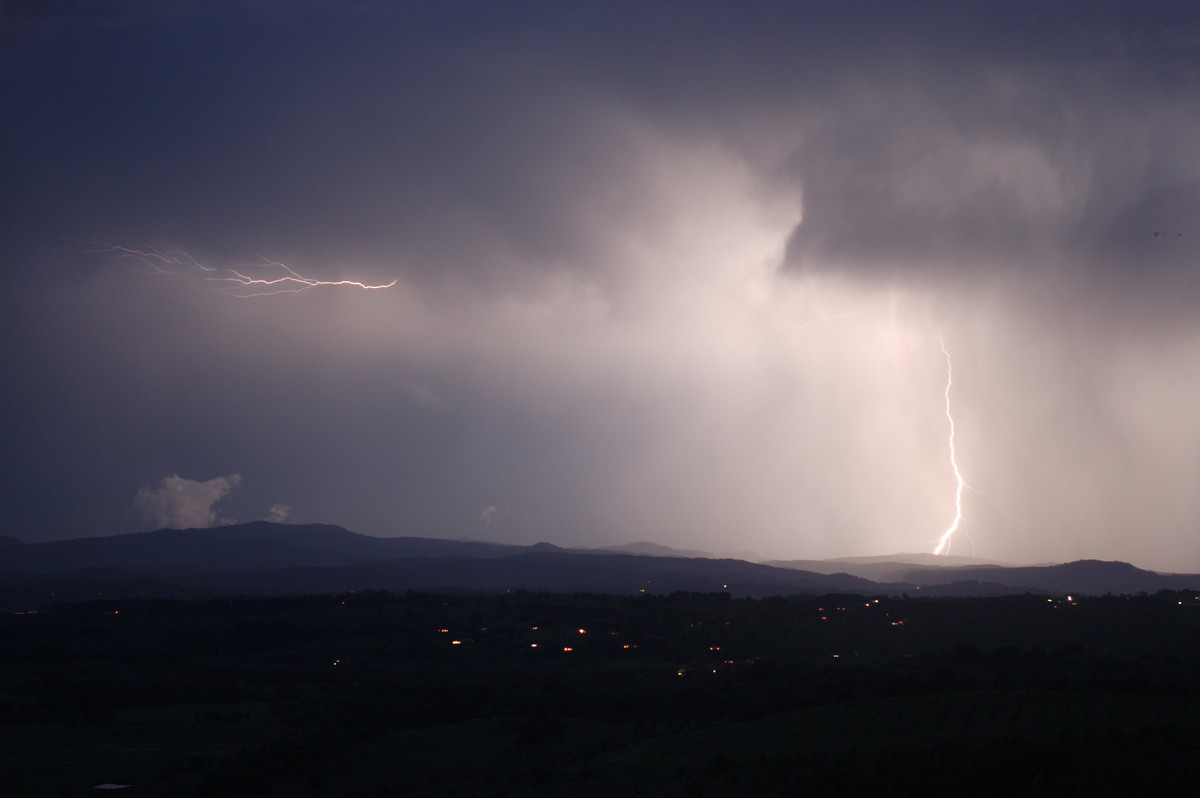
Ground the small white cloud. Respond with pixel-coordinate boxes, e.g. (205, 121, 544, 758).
(133, 473, 241, 529)
(266, 503, 292, 523)
(476, 505, 501, 524)
(397, 380, 451, 410)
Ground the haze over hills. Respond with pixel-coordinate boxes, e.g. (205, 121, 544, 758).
(1, 522, 1197, 611)
(768, 553, 1007, 582)
(594, 541, 725, 559)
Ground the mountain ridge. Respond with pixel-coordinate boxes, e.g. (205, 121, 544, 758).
(2, 522, 1196, 611)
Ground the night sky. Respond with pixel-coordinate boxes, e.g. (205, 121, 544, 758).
(4, 1, 1199, 571)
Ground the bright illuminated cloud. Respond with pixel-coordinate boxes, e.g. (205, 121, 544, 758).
(133, 474, 242, 529)
(266, 503, 292, 524)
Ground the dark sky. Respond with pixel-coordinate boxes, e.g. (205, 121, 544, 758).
(4, 1, 1199, 571)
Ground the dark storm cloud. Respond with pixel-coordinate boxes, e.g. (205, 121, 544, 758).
(782, 42, 1200, 290)
(7, 2, 1194, 289)
(3, 1, 1199, 571)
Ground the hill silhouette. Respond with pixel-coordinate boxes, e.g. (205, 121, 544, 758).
(1, 522, 1196, 611)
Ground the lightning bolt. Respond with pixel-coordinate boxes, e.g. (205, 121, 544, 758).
(88, 243, 397, 296)
(933, 337, 966, 556)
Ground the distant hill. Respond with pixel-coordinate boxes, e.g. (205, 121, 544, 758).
(1, 522, 1196, 611)
(0, 568, 215, 609)
(0, 522, 523, 575)
(768, 553, 1006, 583)
(595, 541, 718, 558)
(771, 555, 1200, 596)
(903, 560, 1200, 597)
(0, 523, 884, 609)
(0, 536, 24, 547)
(184, 551, 883, 598)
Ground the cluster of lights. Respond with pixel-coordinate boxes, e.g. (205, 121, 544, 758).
(438, 623, 643, 655)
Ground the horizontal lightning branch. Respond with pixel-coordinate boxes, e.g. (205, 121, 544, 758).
(88, 243, 397, 297)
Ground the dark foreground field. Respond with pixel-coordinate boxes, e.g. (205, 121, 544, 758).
(2, 589, 1199, 796)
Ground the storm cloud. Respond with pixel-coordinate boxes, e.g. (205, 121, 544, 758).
(4, 1, 1199, 571)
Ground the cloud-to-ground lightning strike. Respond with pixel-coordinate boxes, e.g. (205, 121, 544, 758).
(90, 244, 397, 296)
(933, 338, 967, 556)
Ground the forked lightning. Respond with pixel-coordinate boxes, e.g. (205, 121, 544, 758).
(933, 338, 967, 556)
(92, 243, 396, 297)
